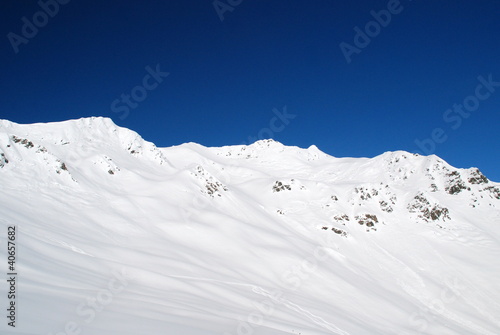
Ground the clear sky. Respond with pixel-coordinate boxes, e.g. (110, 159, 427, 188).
(1, 0, 499, 181)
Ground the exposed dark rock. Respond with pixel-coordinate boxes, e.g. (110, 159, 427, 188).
(12, 135, 34, 149)
(445, 171, 467, 195)
(0, 153, 8, 168)
(407, 192, 450, 222)
(468, 169, 489, 184)
(379, 200, 393, 212)
(273, 181, 291, 192)
(355, 214, 378, 230)
(484, 186, 500, 199)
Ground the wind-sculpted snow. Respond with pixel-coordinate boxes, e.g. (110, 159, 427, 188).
(0, 117, 499, 335)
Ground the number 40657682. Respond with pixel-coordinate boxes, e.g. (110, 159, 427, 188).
(7, 226, 16, 272)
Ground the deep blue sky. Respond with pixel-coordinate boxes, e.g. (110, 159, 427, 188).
(1, 0, 499, 181)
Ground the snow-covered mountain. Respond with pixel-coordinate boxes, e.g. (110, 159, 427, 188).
(0, 117, 499, 335)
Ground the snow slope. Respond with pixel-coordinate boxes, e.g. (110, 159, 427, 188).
(0, 117, 499, 335)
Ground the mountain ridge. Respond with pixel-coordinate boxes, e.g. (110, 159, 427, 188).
(0, 117, 499, 335)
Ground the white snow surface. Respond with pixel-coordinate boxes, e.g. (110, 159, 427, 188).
(0, 117, 499, 335)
